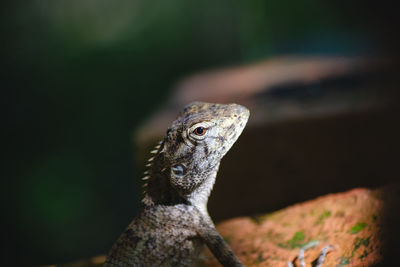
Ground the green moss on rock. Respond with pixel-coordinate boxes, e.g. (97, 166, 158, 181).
(350, 222, 367, 234)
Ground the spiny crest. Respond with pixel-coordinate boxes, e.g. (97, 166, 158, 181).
(141, 140, 163, 204)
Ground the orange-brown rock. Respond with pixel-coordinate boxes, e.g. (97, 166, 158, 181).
(200, 185, 399, 267)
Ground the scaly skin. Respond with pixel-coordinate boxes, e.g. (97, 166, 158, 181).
(105, 102, 249, 267)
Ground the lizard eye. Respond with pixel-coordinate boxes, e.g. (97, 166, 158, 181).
(193, 127, 206, 136)
(186, 121, 212, 142)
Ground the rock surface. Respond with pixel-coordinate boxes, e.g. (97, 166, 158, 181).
(200, 184, 399, 267)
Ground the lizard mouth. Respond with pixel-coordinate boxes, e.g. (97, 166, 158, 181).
(232, 103, 250, 132)
(222, 104, 249, 152)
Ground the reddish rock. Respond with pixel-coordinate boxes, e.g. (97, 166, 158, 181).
(200, 185, 399, 267)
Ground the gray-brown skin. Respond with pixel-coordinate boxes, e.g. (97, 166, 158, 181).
(105, 102, 249, 267)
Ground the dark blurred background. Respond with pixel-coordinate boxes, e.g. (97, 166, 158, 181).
(2, 0, 399, 265)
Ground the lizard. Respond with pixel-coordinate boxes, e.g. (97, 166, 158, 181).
(104, 101, 249, 267)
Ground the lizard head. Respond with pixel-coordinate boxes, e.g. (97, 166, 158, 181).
(160, 101, 250, 198)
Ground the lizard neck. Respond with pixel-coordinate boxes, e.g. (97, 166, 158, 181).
(187, 163, 219, 217)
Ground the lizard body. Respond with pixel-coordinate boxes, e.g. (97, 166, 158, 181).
(105, 102, 249, 266)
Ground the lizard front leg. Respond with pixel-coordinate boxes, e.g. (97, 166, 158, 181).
(197, 219, 244, 267)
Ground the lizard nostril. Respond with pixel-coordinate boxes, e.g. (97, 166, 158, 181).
(233, 114, 238, 118)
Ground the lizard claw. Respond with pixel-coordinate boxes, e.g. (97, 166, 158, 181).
(287, 242, 333, 267)
(312, 245, 333, 267)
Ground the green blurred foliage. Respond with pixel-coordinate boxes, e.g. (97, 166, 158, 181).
(1, 0, 376, 265)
